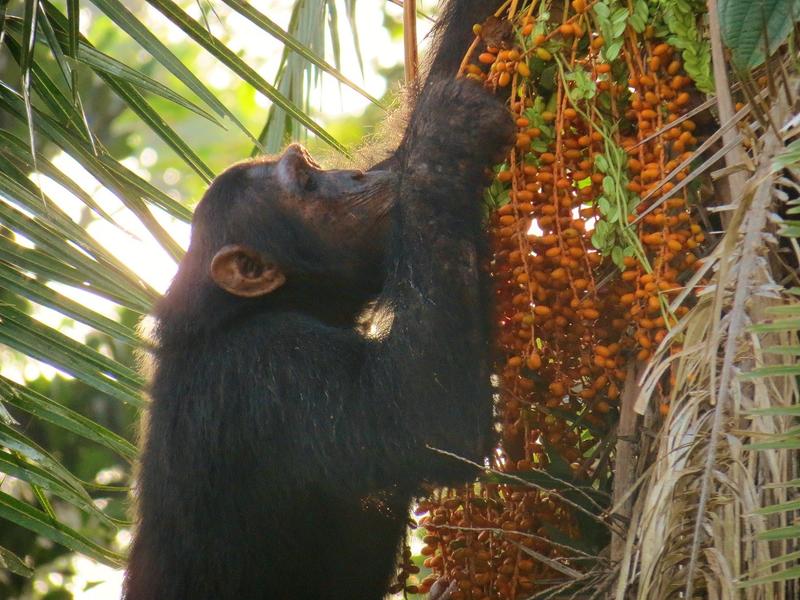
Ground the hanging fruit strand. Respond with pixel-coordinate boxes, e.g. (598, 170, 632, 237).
(412, 0, 710, 597)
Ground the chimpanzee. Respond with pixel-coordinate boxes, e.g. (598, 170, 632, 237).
(123, 1, 511, 599)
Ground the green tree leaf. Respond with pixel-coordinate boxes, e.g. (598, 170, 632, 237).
(719, 0, 800, 68)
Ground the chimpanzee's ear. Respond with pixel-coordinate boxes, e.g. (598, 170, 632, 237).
(210, 245, 285, 297)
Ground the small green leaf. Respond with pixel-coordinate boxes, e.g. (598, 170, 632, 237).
(773, 138, 800, 170)
(0, 545, 32, 577)
(611, 15, 629, 38)
(531, 139, 549, 153)
(602, 175, 616, 196)
(610, 7, 629, 24)
(611, 246, 624, 268)
(630, 0, 648, 33)
(591, 229, 607, 248)
(594, 2, 610, 19)
(757, 524, 800, 541)
(748, 318, 800, 333)
(755, 498, 800, 515)
(739, 566, 800, 587)
(605, 39, 624, 61)
(739, 365, 800, 379)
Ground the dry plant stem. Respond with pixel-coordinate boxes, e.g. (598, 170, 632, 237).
(428, 447, 617, 529)
(509, 150, 537, 344)
(435, 524, 598, 559)
(631, 115, 750, 226)
(707, 0, 747, 227)
(494, 0, 514, 17)
(403, 0, 418, 85)
(536, 3, 598, 48)
(511, 541, 583, 578)
(631, 92, 740, 151)
(610, 361, 642, 564)
(457, 36, 482, 77)
(683, 133, 780, 600)
(509, 81, 537, 344)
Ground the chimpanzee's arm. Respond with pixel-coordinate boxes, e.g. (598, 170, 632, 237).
(361, 79, 513, 486)
(425, 0, 503, 81)
(370, 0, 502, 171)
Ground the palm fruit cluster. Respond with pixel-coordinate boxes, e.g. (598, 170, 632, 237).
(406, 1, 711, 598)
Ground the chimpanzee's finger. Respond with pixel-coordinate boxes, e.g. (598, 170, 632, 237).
(428, 578, 459, 600)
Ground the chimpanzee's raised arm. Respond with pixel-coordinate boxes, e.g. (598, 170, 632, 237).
(425, 0, 503, 81)
(362, 79, 513, 486)
(367, 1, 501, 172)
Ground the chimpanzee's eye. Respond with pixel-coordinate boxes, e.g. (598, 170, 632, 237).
(303, 172, 318, 193)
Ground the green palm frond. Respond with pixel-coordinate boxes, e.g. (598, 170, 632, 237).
(261, 0, 345, 153)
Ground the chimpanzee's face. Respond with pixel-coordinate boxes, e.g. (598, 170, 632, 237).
(266, 144, 393, 254)
(203, 144, 394, 299)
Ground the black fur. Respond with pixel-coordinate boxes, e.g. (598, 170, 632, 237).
(124, 2, 511, 599)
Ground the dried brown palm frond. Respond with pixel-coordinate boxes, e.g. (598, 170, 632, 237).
(612, 69, 800, 600)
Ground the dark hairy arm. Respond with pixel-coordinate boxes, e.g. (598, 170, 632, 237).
(425, 0, 504, 81)
(277, 1, 514, 492)
(359, 79, 513, 486)
(342, 1, 513, 488)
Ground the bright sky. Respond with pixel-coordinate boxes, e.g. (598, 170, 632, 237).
(3, 1, 434, 598)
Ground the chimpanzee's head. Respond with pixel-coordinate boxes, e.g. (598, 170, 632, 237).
(161, 144, 395, 330)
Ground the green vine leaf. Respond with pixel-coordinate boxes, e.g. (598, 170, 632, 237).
(564, 68, 597, 101)
(629, 0, 649, 32)
(593, 2, 628, 61)
(657, 0, 714, 92)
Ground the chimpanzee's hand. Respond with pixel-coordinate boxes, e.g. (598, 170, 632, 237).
(428, 578, 459, 600)
(409, 78, 514, 169)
